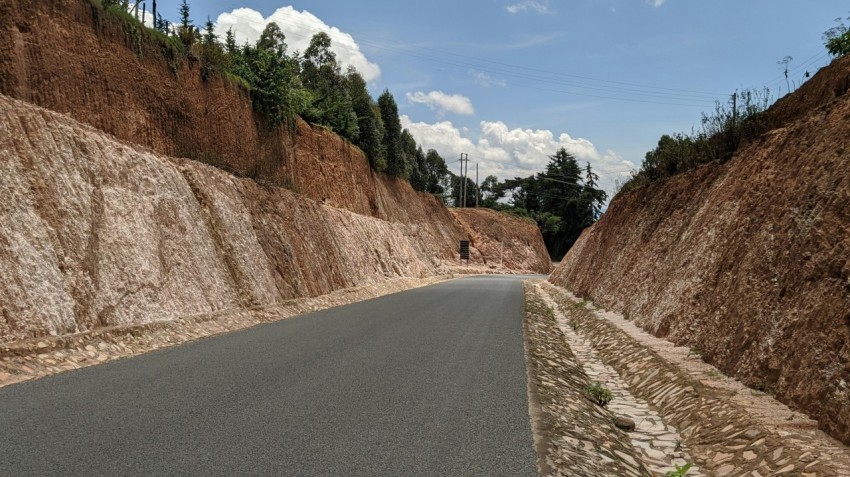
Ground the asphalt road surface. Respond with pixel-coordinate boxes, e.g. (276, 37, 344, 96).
(0, 276, 539, 476)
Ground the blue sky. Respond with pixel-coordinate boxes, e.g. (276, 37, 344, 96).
(147, 0, 846, 193)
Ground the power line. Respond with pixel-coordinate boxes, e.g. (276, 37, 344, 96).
(227, 11, 727, 99)
(221, 14, 722, 107)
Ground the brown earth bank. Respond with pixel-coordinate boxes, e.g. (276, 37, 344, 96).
(450, 209, 552, 273)
(551, 56, 850, 444)
(0, 0, 425, 222)
(0, 94, 547, 344)
(0, 0, 546, 271)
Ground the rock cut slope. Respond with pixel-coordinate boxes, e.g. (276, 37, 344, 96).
(0, 94, 435, 343)
(550, 56, 850, 444)
(0, 0, 552, 345)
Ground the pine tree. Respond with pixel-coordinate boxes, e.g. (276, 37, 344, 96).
(345, 70, 384, 169)
(224, 28, 238, 55)
(378, 90, 405, 177)
(179, 0, 191, 29)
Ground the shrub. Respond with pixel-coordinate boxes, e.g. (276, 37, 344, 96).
(615, 88, 772, 198)
(666, 463, 693, 477)
(586, 381, 613, 406)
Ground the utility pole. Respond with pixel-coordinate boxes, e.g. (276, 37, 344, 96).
(457, 155, 464, 207)
(732, 91, 738, 129)
(463, 153, 469, 208)
(475, 162, 479, 208)
(458, 153, 469, 208)
(152, 0, 157, 28)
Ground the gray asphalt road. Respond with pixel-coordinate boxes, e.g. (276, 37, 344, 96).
(0, 276, 539, 476)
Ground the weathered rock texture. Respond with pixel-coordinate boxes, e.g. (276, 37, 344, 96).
(551, 56, 850, 444)
(451, 209, 552, 273)
(0, 94, 437, 343)
(0, 0, 550, 344)
(0, 0, 437, 224)
(0, 93, 548, 344)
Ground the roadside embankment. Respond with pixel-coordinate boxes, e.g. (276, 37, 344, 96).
(550, 55, 850, 444)
(0, 94, 533, 347)
(529, 280, 850, 476)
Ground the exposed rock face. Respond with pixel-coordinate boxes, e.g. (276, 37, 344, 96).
(0, 90, 551, 344)
(0, 95, 435, 343)
(0, 0, 384, 218)
(451, 209, 552, 273)
(551, 56, 850, 444)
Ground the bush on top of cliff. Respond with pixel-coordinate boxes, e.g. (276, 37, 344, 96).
(824, 12, 850, 58)
(615, 87, 773, 197)
(86, 1, 441, 194)
(617, 13, 850, 199)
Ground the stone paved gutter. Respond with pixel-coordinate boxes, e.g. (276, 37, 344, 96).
(538, 280, 850, 477)
(523, 282, 651, 476)
(535, 284, 703, 476)
(0, 275, 454, 388)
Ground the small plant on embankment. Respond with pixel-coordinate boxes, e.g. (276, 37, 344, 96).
(665, 462, 693, 477)
(586, 382, 613, 406)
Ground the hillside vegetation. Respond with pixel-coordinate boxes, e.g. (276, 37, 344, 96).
(551, 53, 850, 444)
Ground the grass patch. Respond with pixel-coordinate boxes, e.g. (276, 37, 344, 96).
(585, 381, 613, 406)
(666, 462, 693, 477)
(703, 369, 721, 378)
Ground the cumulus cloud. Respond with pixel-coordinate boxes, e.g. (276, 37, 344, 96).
(406, 91, 475, 116)
(471, 70, 507, 87)
(400, 116, 633, 195)
(647, 0, 666, 7)
(505, 0, 552, 15)
(215, 7, 381, 82)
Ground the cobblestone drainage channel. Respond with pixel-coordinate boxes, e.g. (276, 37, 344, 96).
(535, 283, 702, 476)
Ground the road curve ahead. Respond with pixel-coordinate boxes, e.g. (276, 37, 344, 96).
(0, 276, 539, 476)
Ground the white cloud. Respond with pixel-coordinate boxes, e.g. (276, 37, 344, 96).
(470, 70, 507, 87)
(506, 1, 552, 15)
(401, 116, 633, 196)
(647, 0, 666, 7)
(214, 7, 381, 82)
(406, 91, 475, 116)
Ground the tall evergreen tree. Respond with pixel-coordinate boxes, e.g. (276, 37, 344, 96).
(178, 0, 191, 29)
(424, 149, 448, 194)
(377, 90, 406, 177)
(300, 33, 358, 140)
(176, 0, 197, 48)
(234, 22, 304, 127)
(345, 69, 384, 169)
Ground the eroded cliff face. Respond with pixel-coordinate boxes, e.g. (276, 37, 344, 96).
(0, 93, 550, 344)
(0, 94, 435, 343)
(451, 209, 552, 273)
(551, 57, 850, 443)
(0, 0, 375, 216)
(0, 0, 551, 345)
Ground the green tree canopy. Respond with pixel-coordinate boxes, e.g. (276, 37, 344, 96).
(424, 149, 449, 194)
(345, 69, 385, 170)
(824, 13, 850, 57)
(481, 148, 607, 259)
(378, 90, 406, 178)
(300, 33, 359, 140)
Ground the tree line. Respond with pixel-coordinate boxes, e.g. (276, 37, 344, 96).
(95, 1, 607, 258)
(98, 0, 450, 194)
(448, 149, 607, 260)
(616, 12, 850, 198)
